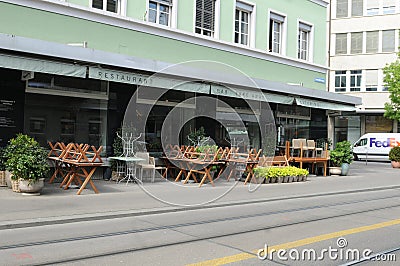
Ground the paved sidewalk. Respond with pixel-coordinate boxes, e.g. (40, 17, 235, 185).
(0, 161, 399, 229)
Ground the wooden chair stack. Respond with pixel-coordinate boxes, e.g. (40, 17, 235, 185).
(48, 142, 103, 195)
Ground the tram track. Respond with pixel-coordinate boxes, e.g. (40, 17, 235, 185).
(1, 191, 400, 265)
(22, 203, 400, 266)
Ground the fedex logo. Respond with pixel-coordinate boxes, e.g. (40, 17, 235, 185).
(370, 138, 400, 147)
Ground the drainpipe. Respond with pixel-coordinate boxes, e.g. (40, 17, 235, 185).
(327, 1, 334, 147)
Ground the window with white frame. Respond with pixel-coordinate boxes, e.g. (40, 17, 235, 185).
(148, 0, 171, 26)
(335, 71, 347, 92)
(351, 32, 363, 54)
(92, 0, 120, 13)
(383, 0, 396, 14)
(235, 2, 253, 46)
(351, 0, 363, 16)
(366, 31, 379, 53)
(335, 33, 348, 55)
(365, 69, 378, 91)
(382, 30, 395, 52)
(350, 70, 362, 91)
(195, 0, 215, 37)
(269, 13, 285, 53)
(336, 0, 349, 18)
(298, 22, 311, 60)
(366, 0, 379, 16)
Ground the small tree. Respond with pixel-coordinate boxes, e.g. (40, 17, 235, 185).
(384, 52, 400, 120)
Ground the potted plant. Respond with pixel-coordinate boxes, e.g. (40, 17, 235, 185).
(4, 134, 49, 194)
(389, 146, 400, 168)
(329, 141, 353, 176)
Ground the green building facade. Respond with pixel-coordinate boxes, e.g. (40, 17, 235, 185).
(0, 0, 360, 155)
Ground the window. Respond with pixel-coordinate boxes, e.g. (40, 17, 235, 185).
(335, 71, 347, 92)
(352, 0, 363, 16)
(366, 0, 379, 15)
(195, 0, 215, 36)
(336, 0, 349, 18)
(350, 70, 362, 91)
(351, 32, 363, 54)
(298, 22, 311, 60)
(382, 30, 395, 52)
(365, 69, 378, 91)
(269, 13, 285, 53)
(366, 31, 379, 53)
(335, 33, 347, 55)
(235, 2, 252, 46)
(148, 0, 171, 26)
(355, 138, 367, 147)
(92, 0, 119, 13)
(383, 0, 396, 14)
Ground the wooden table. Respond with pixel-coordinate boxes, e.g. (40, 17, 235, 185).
(48, 142, 104, 195)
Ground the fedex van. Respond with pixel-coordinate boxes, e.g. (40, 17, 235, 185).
(353, 133, 400, 161)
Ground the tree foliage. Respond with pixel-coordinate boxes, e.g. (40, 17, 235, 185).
(384, 52, 400, 120)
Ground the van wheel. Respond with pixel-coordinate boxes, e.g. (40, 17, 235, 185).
(353, 153, 358, 161)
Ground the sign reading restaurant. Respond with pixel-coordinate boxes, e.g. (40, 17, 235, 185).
(89, 67, 150, 85)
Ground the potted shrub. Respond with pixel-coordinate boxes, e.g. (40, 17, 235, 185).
(4, 134, 49, 194)
(329, 141, 353, 176)
(389, 146, 400, 168)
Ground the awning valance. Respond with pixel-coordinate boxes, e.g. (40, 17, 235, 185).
(0, 54, 86, 78)
(211, 84, 294, 104)
(296, 98, 357, 111)
(88, 67, 210, 93)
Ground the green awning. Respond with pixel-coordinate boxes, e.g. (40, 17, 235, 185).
(89, 66, 210, 93)
(296, 98, 356, 111)
(211, 84, 294, 104)
(0, 54, 86, 77)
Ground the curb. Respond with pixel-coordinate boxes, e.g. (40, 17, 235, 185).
(1, 185, 399, 230)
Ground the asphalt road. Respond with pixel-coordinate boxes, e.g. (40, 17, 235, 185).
(0, 185, 399, 265)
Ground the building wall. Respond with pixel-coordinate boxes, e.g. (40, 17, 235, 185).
(329, 0, 400, 111)
(0, 0, 328, 90)
(329, 0, 400, 142)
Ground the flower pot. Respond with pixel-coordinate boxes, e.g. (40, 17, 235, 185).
(282, 176, 289, 183)
(0, 171, 6, 187)
(5, 171, 12, 188)
(277, 177, 283, 183)
(330, 167, 342, 176)
(341, 163, 350, 176)
(391, 161, 400, 168)
(18, 178, 45, 194)
(292, 176, 298, 182)
(11, 179, 20, 192)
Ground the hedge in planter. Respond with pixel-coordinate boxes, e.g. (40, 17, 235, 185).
(4, 134, 49, 187)
(254, 166, 309, 183)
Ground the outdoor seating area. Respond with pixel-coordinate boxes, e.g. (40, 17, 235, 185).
(45, 137, 330, 193)
(161, 145, 262, 187)
(284, 139, 329, 176)
(48, 142, 103, 195)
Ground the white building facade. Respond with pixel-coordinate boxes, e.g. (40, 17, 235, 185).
(329, 0, 400, 144)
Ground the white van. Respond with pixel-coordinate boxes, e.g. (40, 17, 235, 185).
(353, 133, 400, 161)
